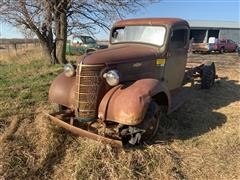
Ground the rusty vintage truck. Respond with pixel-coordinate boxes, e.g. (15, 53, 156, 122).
(46, 18, 216, 147)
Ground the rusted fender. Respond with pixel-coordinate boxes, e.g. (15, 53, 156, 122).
(98, 79, 170, 126)
(49, 73, 75, 109)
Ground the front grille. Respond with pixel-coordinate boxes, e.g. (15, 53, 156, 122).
(75, 62, 104, 120)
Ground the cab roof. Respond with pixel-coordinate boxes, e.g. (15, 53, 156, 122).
(113, 18, 189, 27)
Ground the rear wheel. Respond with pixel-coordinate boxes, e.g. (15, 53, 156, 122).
(201, 62, 216, 89)
(219, 47, 224, 54)
(234, 46, 238, 52)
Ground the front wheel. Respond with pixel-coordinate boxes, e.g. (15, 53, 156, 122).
(120, 101, 165, 146)
(140, 101, 162, 141)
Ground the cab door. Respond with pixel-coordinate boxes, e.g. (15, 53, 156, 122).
(163, 27, 189, 90)
(225, 40, 231, 51)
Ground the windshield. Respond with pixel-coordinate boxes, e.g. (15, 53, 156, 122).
(111, 26, 166, 46)
(80, 36, 96, 44)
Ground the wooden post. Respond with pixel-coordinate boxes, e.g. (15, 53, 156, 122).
(7, 43, 10, 54)
(14, 43, 17, 55)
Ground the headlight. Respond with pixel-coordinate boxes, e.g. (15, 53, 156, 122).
(64, 63, 75, 77)
(103, 70, 120, 86)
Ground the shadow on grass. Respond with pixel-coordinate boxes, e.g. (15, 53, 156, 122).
(32, 128, 72, 178)
(153, 77, 240, 143)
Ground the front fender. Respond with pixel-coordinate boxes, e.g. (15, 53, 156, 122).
(98, 79, 170, 126)
(49, 73, 75, 109)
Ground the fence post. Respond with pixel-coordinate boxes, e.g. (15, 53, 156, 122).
(14, 43, 17, 55)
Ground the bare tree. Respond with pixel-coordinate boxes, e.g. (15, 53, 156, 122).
(0, 0, 158, 64)
(0, 1, 58, 63)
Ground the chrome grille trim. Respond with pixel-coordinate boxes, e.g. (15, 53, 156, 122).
(75, 63, 104, 120)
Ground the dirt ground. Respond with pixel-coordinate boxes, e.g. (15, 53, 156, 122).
(0, 51, 239, 179)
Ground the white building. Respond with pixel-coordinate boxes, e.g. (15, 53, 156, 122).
(188, 20, 240, 44)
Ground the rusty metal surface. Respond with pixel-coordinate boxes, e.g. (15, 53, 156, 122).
(82, 44, 159, 65)
(113, 18, 189, 27)
(98, 79, 171, 125)
(44, 112, 123, 147)
(116, 59, 164, 82)
(49, 73, 76, 109)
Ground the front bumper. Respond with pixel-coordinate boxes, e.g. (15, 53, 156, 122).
(44, 111, 123, 147)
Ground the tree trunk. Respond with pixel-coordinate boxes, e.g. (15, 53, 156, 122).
(33, 1, 59, 65)
(40, 40, 58, 64)
(55, 10, 67, 64)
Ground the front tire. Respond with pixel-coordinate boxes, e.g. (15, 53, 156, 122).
(140, 101, 162, 141)
(119, 101, 166, 146)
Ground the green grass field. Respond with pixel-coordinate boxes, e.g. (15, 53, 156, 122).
(0, 49, 239, 179)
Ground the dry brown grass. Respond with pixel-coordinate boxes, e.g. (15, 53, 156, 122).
(0, 50, 239, 179)
(0, 46, 43, 64)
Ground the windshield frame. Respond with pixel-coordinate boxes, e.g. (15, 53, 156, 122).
(110, 25, 167, 47)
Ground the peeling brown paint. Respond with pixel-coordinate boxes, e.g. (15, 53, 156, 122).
(98, 79, 170, 125)
(49, 73, 76, 109)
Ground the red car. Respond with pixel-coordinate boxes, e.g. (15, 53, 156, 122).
(217, 39, 238, 53)
(192, 38, 238, 54)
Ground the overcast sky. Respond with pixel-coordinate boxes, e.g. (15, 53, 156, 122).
(0, 0, 239, 40)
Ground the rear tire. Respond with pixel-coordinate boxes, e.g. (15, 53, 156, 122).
(219, 47, 224, 54)
(201, 62, 216, 89)
(234, 46, 238, 52)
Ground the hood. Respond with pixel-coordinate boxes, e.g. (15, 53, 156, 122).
(82, 44, 160, 65)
